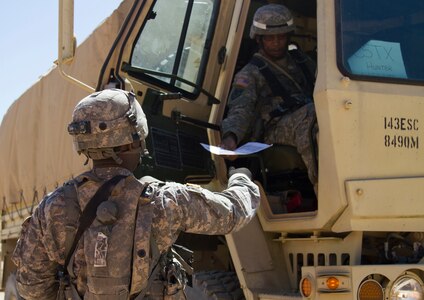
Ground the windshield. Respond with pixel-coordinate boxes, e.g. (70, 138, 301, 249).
(130, 0, 218, 94)
(336, 0, 424, 84)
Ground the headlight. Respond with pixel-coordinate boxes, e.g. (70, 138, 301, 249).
(390, 273, 424, 300)
(358, 279, 383, 300)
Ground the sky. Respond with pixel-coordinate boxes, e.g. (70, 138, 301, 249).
(0, 0, 123, 124)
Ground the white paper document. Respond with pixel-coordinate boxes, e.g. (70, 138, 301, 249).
(201, 142, 272, 156)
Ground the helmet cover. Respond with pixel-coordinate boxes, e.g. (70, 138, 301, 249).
(68, 89, 148, 156)
(250, 4, 295, 39)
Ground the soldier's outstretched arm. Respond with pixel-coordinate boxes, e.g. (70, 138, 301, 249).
(221, 67, 259, 144)
(151, 171, 260, 244)
(12, 191, 66, 300)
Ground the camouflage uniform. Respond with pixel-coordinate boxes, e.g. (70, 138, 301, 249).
(12, 89, 260, 299)
(221, 3, 318, 191)
(221, 51, 317, 189)
(12, 167, 259, 300)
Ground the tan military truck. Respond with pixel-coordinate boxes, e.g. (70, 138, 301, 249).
(2, 0, 424, 299)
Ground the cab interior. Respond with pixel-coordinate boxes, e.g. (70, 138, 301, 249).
(129, 0, 319, 214)
(225, 0, 318, 214)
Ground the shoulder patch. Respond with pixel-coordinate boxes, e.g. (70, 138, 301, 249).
(234, 74, 251, 88)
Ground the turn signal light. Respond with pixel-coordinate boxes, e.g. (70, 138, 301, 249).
(358, 279, 383, 300)
(317, 274, 351, 292)
(326, 277, 340, 290)
(300, 276, 313, 298)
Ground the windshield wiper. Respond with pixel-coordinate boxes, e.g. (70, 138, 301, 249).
(121, 62, 220, 105)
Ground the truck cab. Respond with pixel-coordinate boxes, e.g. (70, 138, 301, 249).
(108, 0, 424, 299)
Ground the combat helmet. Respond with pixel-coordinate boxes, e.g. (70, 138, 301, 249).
(250, 4, 295, 39)
(68, 88, 148, 163)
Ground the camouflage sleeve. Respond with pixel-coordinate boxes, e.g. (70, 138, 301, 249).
(12, 189, 68, 300)
(221, 64, 260, 143)
(152, 174, 260, 247)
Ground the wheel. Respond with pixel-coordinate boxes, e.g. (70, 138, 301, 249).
(187, 270, 245, 300)
(5, 273, 23, 300)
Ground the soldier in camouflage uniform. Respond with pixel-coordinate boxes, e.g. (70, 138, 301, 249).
(221, 4, 318, 193)
(12, 89, 260, 299)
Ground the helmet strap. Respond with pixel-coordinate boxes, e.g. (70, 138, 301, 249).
(82, 148, 123, 165)
(83, 156, 90, 166)
(110, 151, 124, 165)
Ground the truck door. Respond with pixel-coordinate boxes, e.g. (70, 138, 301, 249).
(113, 0, 235, 183)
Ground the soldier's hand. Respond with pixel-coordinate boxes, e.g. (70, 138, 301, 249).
(220, 133, 237, 150)
(220, 133, 238, 161)
(228, 167, 252, 180)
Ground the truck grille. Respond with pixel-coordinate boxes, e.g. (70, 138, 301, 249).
(281, 232, 362, 288)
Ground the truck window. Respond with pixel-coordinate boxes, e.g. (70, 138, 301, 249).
(336, 0, 424, 84)
(130, 0, 218, 94)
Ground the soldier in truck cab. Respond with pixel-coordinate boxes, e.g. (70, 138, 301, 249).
(220, 3, 318, 193)
(12, 89, 260, 299)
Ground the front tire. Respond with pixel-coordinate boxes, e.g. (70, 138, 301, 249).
(189, 270, 244, 300)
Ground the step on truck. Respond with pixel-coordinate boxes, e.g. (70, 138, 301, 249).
(1, 0, 424, 299)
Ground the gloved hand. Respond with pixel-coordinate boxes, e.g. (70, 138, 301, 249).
(228, 166, 252, 180)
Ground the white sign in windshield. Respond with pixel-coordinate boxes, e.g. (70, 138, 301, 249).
(348, 40, 407, 79)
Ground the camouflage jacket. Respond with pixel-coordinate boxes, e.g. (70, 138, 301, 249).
(12, 167, 260, 300)
(221, 50, 315, 144)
